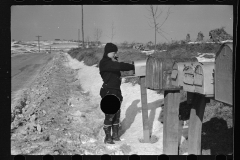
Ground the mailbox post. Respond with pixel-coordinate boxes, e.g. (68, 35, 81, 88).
(122, 59, 151, 143)
(145, 57, 198, 154)
(163, 90, 181, 155)
(134, 59, 150, 142)
(187, 93, 207, 155)
(140, 76, 150, 143)
(171, 60, 215, 155)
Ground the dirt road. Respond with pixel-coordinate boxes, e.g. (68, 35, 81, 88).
(11, 53, 54, 91)
(11, 53, 55, 103)
(11, 52, 128, 155)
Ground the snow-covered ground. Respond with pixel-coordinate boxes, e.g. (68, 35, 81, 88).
(62, 52, 217, 154)
(11, 41, 79, 56)
(187, 40, 233, 44)
(11, 40, 230, 155)
(196, 52, 215, 62)
(64, 52, 166, 155)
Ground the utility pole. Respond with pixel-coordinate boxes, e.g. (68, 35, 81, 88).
(78, 29, 80, 47)
(81, 5, 84, 48)
(36, 35, 42, 52)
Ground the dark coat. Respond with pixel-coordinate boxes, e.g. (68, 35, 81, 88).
(99, 50, 134, 100)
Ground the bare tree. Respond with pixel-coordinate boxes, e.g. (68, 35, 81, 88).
(94, 28, 102, 46)
(196, 31, 204, 42)
(81, 5, 84, 48)
(146, 5, 172, 51)
(186, 33, 190, 42)
(110, 21, 116, 42)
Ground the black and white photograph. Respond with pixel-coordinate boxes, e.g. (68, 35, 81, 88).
(11, 5, 233, 155)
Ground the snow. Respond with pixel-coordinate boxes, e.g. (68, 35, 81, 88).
(11, 41, 78, 56)
(64, 52, 165, 155)
(63, 51, 215, 155)
(188, 40, 233, 44)
(141, 50, 155, 55)
(195, 52, 215, 62)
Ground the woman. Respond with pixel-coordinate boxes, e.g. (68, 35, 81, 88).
(99, 43, 135, 144)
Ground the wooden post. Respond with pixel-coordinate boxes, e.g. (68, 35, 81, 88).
(140, 76, 150, 143)
(187, 93, 207, 155)
(178, 120, 184, 147)
(163, 90, 181, 155)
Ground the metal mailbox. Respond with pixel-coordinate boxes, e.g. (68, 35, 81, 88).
(182, 63, 197, 92)
(215, 42, 233, 105)
(134, 59, 147, 77)
(121, 59, 147, 78)
(171, 62, 194, 87)
(145, 57, 198, 91)
(194, 62, 214, 96)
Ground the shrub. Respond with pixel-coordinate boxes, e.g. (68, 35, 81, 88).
(209, 27, 233, 42)
(123, 77, 140, 86)
(83, 55, 99, 66)
(167, 41, 182, 51)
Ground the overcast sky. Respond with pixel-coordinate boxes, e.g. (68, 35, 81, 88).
(11, 5, 233, 43)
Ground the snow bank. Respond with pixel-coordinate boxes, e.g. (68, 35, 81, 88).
(11, 41, 79, 56)
(64, 52, 165, 155)
(141, 50, 155, 55)
(196, 52, 215, 62)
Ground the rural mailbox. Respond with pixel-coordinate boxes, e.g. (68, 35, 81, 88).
(171, 62, 194, 87)
(215, 42, 233, 105)
(194, 62, 214, 96)
(145, 57, 198, 91)
(134, 59, 147, 77)
(121, 59, 147, 78)
(182, 63, 197, 92)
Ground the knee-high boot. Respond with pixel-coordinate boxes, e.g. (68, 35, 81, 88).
(103, 125, 115, 144)
(112, 123, 121, 141)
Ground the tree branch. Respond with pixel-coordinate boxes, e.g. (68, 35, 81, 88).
(158, 27, 170, 35)
(156, 9, 163, 19)
(159, 6, 172, 28)
(157, 30, 170, 42)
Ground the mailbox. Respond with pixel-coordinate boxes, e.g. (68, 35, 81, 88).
(171, 62, 194, 87)
(134, 59, 147, 77)
(121, 59, 147, 78)
(182, 63, 197, 92)
(215, 42, 233, 105)
(194, 62, 214, 96)
(145, 57, 198, 91)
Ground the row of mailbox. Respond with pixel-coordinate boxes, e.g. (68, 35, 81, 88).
(125, 42, 233, 105)
(132, 60, 214, 96)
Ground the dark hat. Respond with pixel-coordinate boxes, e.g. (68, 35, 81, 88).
(104, 43, 118, 55)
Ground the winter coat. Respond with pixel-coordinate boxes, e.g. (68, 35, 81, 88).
(99, 51, 134, 101)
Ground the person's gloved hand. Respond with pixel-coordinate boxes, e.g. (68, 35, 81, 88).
(112, 56, 118, 61)
(114, 56, 119, 61)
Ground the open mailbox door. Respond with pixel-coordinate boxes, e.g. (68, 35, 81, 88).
(121, 59, 147, 78)
(134, 59, 147, 77)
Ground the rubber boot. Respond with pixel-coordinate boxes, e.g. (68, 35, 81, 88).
(103, 126, 115, 144)
(112, 124, 121, 141)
